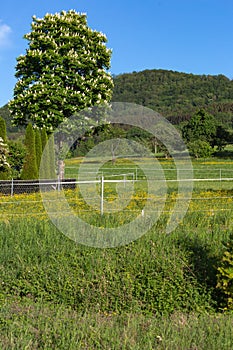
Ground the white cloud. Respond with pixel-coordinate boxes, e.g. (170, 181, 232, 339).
(0, 23, 12, 47)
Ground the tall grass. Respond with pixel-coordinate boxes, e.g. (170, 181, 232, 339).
(1, 157, 233, 348)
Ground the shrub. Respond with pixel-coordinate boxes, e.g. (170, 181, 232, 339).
(188, 140, 213, 159)
(0, 116, 7, 142)
(0, 137, 10, 179)
(216, 233, 233, 310)
(8, 140, 26, 178)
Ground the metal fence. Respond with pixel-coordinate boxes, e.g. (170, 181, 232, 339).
(65, 167, 233, 181)
(0, 178, 76, 196)
(1, 168, 233, 196)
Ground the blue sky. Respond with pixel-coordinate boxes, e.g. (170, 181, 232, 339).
(0, 0, 233, 107)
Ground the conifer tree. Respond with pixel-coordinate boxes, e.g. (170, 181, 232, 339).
(40, 128, 50, 179)
(35, 128, 42, 171)
(48, 133, 56, 179)
(21, 124, 38, 179)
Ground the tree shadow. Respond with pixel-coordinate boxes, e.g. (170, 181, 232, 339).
(176, 235, 224, 308)
(213, 149, 233, 159)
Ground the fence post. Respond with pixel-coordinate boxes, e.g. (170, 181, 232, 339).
(11, 178, 14, 196)
(57, 175, 61, 192)
(101, 175, 104, 215)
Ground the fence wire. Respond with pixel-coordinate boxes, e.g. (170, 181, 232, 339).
(0, 176, 233, 219)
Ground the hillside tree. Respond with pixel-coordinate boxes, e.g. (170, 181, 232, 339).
(182, 109, 217, 144)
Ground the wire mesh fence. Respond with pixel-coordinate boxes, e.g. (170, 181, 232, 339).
(0, 163, 233, 224)
(1, 170, 233, 197)
(0, 178, 76, 196)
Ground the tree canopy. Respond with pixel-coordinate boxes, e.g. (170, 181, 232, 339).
(182, 109, 216, 144)
(9, 10, 113, 131)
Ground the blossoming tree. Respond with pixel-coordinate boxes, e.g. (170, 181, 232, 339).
(9, 10, 113, 131)
(0, 137, 10, 178)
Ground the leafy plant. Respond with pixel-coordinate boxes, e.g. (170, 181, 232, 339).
(188, 139, 213, 158)
(216, 233, 233, 310)
(0, 137, 10, 179)
(8, 139, 26, 178)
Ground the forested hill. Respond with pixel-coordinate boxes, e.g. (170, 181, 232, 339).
(2, 69, 233, 131)
(112, 69, 233, 126)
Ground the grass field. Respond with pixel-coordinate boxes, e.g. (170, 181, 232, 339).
(1, 157, 233, 349)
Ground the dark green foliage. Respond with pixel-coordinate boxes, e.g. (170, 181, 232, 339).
(40, 129, 56, 179)
(0, 116, 7, 142)
(41, 127, 48, 151)
(216, 234, 233, 310)
(0, 104, 20, 134)
(8, 140, 26, 178)
(112, 69, 233, 127)
(182, 109, 216, 144)
(71, 124, 126, 157)
(211, 125, 232, 150)
(188, 140, 213, 158)
(40, 128, 49, 179)
(35, 129, 42, 171)
(21, 124, 38, 179)
(47, 133, 56, 179)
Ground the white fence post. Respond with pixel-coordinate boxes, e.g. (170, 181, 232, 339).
(101, 175, 104, 215)
(11, 178, 14, 196)
(57, 176, 61, 192)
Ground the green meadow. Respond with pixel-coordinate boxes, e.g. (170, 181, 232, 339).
(1, 157, 233, 349)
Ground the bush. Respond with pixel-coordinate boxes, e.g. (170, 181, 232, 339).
(188, 140, 213, 159)
(8, 140, 26, 179)
(216, 233, 233, 310)
(0, 137, 10, 179)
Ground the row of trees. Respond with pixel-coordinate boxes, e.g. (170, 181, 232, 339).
(1, 107, 230, 179)
(0, 116, 55, 180)
(21, 124, 56, 180)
